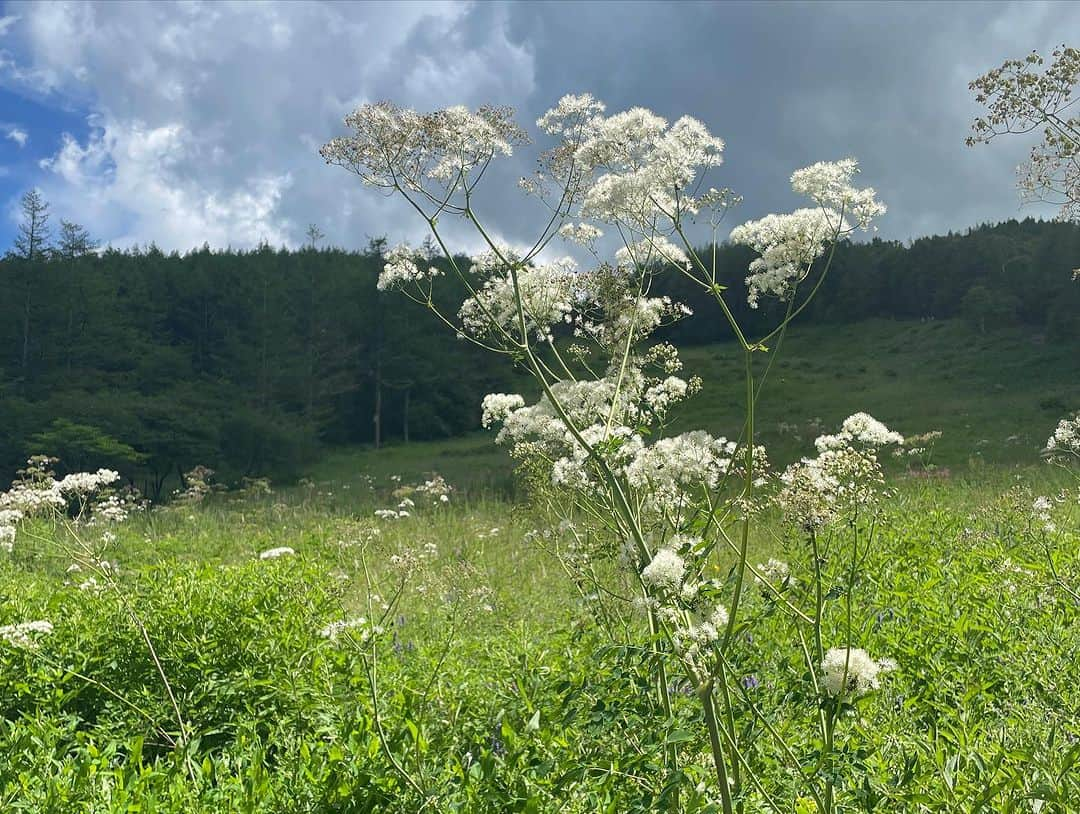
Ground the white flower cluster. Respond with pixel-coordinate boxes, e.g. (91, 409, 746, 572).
(729, 160, 885, 308)
(459, 256, 578, 342)
(641, 548, 687, 591)
(0, 509, 23, 553)
(1031, 495, 1057, 534)
(625, 431, 737, 510)
(1045, 413, 1079, 462)
(778, 414, 900, 529)
(635, 538, 732, 665)
(320, 102, 524, 196)
(614, 236, 690, 271)
(173, 465, 215, 504)
(821, 647, 895, 700)
(729, 208, 841, 308)
(790, 159, 887, 227)
(581, 292, 691, 349)
(814, 412, 905, 451)
(0, 620, 54, 649)
(481, 393, 526, 429)
(55, 469, 120, 495)
(574, 107, 725, 226)
(413, 475, 453, 505)
(319, 616, 381, 642)
(755, 557, 792, 587)
(377, 243, 443, 292)
(0, 463, 132, 547)
(557, 222, 604, 246)
(0, 480, 65, 514)
(258, 546, 295, 560)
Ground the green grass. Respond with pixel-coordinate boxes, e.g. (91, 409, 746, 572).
(0, 469, 1076, 811)
(310, 319, 1079, 497)
(673, 318, 1079, 469)
(0, 318, 1077, 811)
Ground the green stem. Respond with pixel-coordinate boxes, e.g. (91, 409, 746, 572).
(699, 680, 736, 814)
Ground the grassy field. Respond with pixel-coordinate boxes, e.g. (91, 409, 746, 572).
(0, 319, 1077, 812)
(320, 318, 1079, 495)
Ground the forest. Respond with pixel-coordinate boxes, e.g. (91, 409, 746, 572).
(2, 192, 1078, 495)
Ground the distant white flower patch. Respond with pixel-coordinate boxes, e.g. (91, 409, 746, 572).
(0, 620, 54, 648)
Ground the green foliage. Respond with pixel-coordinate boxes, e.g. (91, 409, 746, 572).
(27, 419, 147, 472)
(959, 284, 1019, 333)
(0, 240, 516, 489)
(2, 217, 1077, 489)
(0, 460, 1076, 811)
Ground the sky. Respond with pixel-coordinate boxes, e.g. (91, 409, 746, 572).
(0, 0, 1074, 255)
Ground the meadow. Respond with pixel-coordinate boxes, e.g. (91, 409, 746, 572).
(0, 318, 1077, 813)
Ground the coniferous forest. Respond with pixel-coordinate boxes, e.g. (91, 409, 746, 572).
(2, 203, 1078, 493)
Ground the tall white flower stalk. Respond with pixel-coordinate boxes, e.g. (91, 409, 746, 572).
(323, 94, 889, 812)
(0, 457, 193, 775)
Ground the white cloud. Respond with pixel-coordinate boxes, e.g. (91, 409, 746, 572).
(3, 0, 536, 251)
(3, 124, 28, 147)
(0, 15, 18, 37)
(39, 116, 293, 249)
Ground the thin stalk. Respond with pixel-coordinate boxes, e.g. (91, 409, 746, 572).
(699, 680, 735, 814)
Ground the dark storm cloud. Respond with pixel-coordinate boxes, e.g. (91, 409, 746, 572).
(488, 0, 1072, 245)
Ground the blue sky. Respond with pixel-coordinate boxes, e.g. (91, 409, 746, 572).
(0, 1, 1074, 254)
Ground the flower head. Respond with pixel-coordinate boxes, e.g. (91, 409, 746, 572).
(821, 647, 893, 699)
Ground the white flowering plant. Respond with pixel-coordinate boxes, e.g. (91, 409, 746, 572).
(323, 93, 894, 811)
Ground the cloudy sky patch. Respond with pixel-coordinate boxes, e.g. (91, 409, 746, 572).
(0, 0, 1074, 253)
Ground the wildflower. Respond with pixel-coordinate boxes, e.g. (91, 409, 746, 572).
(557, 222, 603, 246)
(319, 617, 368, 641)
(320, 102, 524, 195)
(625, 431, 736, 511)
(778, 415, 896, 529)
(815, 412, 904, 451)
(377, 243, 443, 291)
(614, 237, 690, 271)
(641, 548, 686, 591)
(789, 158, 886, 227)
(756, 558, 792, 586)
(258, 546, 295, 560)
(730, 160, 884, 308)
(459, 256, 578, 342)
(729, 208, 844, 308)
(0, 508, 22, 553)
(481, 393, 525, 428)
(56, 468, 120, 495)
(1032, 495, 1056, 533)
(0, 620, 54, 648)
(1045, 413, 1079, 461)
(821, 647, 893, 699)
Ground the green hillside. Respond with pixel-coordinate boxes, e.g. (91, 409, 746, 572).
(309, 318, 1078, 494)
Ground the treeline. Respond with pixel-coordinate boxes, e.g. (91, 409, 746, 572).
(0, 194, 514, 495)
(655, 217, 1080, 346)
(1, 189, 1077, 493)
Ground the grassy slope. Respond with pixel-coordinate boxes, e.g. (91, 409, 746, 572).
(310, 318, 1079, 491)
(3, 315, 1077, 808)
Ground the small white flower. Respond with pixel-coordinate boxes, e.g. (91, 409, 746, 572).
(821, 647, 892, 699)
(641, 548, 686, 591)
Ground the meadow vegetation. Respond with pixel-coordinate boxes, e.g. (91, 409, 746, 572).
(0, 443, 1076, 811)
(1, 49, 1079, 814)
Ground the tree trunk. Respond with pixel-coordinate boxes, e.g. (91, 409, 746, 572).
(373, 367, 382, 450)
